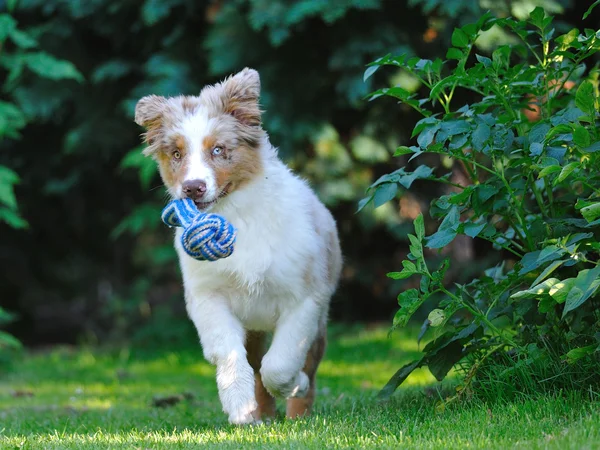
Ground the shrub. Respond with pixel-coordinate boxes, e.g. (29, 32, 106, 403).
(363, 6, 600, 402)
(0, 6, 82, 354)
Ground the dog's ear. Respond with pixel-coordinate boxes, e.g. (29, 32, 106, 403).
(135, 95, 169, 156)
(134, 95, 167, 128)
(209, 68, 262, 127)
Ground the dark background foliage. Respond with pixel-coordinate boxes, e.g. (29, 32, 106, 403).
(1, 0, 590, 345)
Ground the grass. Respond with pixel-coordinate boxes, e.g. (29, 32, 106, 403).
(1, 323, 599, 449)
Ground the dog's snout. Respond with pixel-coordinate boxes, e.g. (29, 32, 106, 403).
(183, 179, 207, 200)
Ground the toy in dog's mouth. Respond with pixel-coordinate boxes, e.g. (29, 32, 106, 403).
(193, 183, 232, 211)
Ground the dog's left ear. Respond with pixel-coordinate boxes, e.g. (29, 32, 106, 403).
(216, 68, 262, 127)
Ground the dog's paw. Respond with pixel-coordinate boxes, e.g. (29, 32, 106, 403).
(289, 371, 309, 398)
(229, 410, 262, 425)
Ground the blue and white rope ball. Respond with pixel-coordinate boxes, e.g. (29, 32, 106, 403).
(161, 198, 236, 261)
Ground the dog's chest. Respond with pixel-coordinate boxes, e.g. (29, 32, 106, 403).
(177, 223, 304, 331)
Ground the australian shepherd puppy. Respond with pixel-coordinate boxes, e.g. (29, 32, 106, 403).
(134, 68, 342, 424)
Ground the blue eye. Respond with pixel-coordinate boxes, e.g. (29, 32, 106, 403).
(212, 146, 223, 156)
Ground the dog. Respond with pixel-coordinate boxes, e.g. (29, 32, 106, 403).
(134, 68, 342, 424)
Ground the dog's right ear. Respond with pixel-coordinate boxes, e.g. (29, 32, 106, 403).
(134, 95, 167, 128)
(135, 95, 168, 156)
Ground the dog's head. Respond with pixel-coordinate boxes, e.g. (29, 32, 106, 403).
(135, 68, 264, 210)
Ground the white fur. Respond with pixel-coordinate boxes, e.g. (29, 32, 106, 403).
(174, 129, 341, 424)
(178, 111, 218, 199)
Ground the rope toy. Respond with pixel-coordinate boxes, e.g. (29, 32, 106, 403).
(161, 198, 236, 261)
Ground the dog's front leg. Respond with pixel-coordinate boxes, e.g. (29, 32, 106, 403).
(186, 295, 257, 424)
(260, 299, 323, 399)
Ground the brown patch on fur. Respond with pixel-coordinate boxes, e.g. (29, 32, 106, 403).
(175, 135, 185, 151)
(202, 126, 263, 196)
(246, 331, 276, 419)
(228, 144, 263, 190)
(326, 230, 341, 285)
(180, 96, 199, 115)
(202, 135, 217, 152)
(303, 256, 315, 290)
(154, 134, 188, 192)
(199, 68, 264, 148)
(310, 206, 321, 236)
(286, 331, 327, 419)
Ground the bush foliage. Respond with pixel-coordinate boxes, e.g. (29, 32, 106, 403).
(0, 0, 434, 342)
(0, 0, 589, 353)
(364, 7, 600, 400)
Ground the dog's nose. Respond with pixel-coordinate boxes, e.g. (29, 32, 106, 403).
(182, 179, 207, 200)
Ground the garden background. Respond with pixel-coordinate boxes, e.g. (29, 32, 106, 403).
(1, 0, 600, 448)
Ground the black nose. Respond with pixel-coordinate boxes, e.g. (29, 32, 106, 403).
(182, 179, 207, 200)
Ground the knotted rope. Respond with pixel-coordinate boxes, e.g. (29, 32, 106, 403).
(161, 198, 236, 261)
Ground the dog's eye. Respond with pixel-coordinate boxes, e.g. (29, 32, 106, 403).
(172, 150, 181, 160)
(212, 146, 223, 156)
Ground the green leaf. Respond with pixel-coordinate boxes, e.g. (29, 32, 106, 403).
(531, 259, 566, 286)
(0, 207, 28, 228)
(373, 183, 398, 208)
(0, 165, 20, 209)
(428, 309, 445, 327)
(378, 359, 423, 399)
(583, 0, 600, 20)
(471, 122, 490, 152)
(426, 206, 460, 249)
(538, 296, 555, 314)
(530, 122, 551, 143)
(408, 234, 424, 261)
(582, 141, 600, 153)
(388, 260, 421, 280)
(363, 65, 379, 82)
(0, 330, 22, 349)
(575, 80, 595, 116)
(8, 28, 38, 49)
(91, 60, 134, 84)
(417, 124, 440, 149)
(120, 147, 158, 190)
(556, 162, 578, 184)
(0, 14, 17, 42)
(397, 165, 434, 189)
(565, 345, 596, 364)
(562, 266, 600, 318)
(463, 221, 486, 238)
(22, 52, 84, 82)
(6, 0, 19, 12)
(549, 278, 576, 304)
(446, 48, 464, 60)
(394, 289, 423, 327)
(573, 125, 591, 148)
(451, 28, 469, 48)
(580, 202, 600, 223)
(394, 146, 414, 156)
(529, 7, 546, 30)
(427, 339, 464, 381)
(475, 54, 492, 67)
(519, 246, 566, 275)
(538, 165, 561, 179)
(141, 0, 176, 25)
(414, 214, 425, 241)
(511, 278, 560, 299)
(356, 195, 373, 213)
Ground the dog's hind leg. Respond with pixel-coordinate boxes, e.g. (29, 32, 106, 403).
(246, 331, 277, 420)
(286, 330, 326, 418)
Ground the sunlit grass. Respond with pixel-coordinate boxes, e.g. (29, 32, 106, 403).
(1, 324, 599, 449)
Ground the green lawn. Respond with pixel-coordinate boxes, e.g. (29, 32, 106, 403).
(1, 324, 598, 449)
